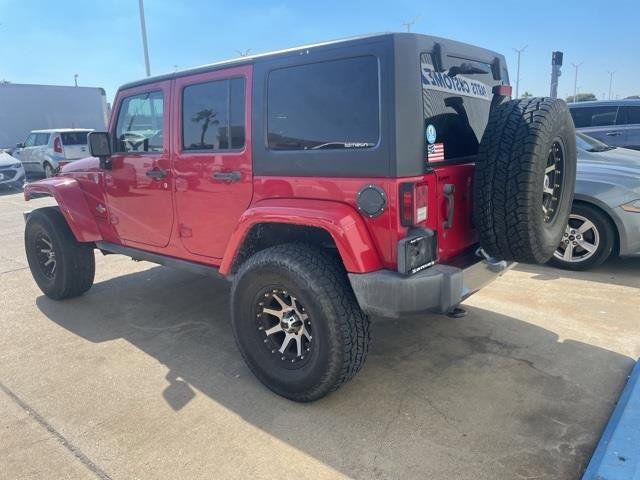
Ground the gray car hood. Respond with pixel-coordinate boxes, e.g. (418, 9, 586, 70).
(578, 147, 640, 189)
(0, 152, 21, 167)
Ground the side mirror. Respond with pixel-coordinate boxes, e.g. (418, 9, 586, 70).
(16, 143, 24, 149)
(88, 131, 112, 170)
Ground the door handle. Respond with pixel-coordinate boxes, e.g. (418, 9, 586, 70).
(212, 171, 242, 183)
(606, 131, 622, 136)
(146, 168, 167, 180)
(443, 183, 455, 229)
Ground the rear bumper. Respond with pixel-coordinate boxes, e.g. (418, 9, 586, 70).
(348, 253, 515, 318)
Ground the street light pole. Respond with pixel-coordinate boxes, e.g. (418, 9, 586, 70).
(138, 0, 151, 77)
(513, 45, 528, 99)
(402, 16, 420, 33)
(607, 70, 615, 100)
(571, 62, 583, 102)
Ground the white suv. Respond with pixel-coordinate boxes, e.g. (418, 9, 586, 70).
(14, 129, 93, 177)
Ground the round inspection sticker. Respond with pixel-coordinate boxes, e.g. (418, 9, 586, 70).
(426, 124, 437, 144)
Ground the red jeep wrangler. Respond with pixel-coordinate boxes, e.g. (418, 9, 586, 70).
(23, 33, 576, 401)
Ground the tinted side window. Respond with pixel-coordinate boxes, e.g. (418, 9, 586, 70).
(619, 106, 640, 125)
(182, 77, 245, 151)
(115, 91, 164, 153)
(35, 133, 50, 146)
(570, 106, 618, 128)
(267, 56, 379, 150)
(61, 132, 91, 145)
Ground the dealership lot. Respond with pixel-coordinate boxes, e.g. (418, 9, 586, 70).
(1, 190, 638, 480)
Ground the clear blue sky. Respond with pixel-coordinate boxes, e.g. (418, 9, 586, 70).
(1, 0, 638, 104)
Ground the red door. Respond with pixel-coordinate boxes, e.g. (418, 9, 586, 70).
(105, 81, 174, 248)
(172, 66, 253, 258)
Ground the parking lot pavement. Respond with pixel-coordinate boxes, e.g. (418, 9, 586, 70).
(1, 191, 639, 480)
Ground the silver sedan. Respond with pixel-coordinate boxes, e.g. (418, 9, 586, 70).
(550, 132, 640, 270)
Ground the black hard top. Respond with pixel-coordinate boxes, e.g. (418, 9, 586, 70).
(119, 32, 504, 91)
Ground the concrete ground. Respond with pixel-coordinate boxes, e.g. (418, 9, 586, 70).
(1, 189, 639, 480)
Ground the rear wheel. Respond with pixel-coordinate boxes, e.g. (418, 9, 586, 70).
(548, 203, 615, 270)
(25, 207, 95, 299)
(231, 243, 369, 402)
(43, 162, 54, 178)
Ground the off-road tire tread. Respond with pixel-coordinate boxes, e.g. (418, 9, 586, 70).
(231, 243, 369, 402)
(474, 97, 576, 263)
(25, 207, 95, 299)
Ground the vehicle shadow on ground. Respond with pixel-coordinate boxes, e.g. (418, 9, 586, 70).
(36, 266, 635, 480)
(515, 257, 640, 289)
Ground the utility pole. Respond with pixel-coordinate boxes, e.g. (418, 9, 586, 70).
(571, 62, 582, 102)
(513, 45, 528, 99)
(607, 70, 615, 100)
(138, 0, 151, 77)
(74, 74, 78, 87)
(402, 16, 420, 33)
(549, 51, 563, 99)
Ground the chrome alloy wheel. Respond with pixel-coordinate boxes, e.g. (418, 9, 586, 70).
(36, 233, 56, 278)
(553, 213, 600, 263)
(255, 288, 313, 365)
(542, 140, 565, 223)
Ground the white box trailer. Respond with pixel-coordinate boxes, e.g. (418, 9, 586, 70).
(0, 83, 109, 150)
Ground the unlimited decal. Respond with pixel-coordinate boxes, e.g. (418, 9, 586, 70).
(421, 63, 492, 101)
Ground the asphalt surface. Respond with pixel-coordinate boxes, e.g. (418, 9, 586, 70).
(1, 189, 639, 480)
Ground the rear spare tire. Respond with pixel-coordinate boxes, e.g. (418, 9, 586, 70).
(473, 97, 577, 263)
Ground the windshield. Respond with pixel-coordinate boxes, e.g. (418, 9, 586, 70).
(576, 132, 615, 152)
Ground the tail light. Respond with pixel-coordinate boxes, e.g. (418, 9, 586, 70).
(53, 137, 63, 153)
(399, 182, 428, 226)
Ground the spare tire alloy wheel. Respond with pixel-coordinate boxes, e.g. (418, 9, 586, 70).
(554, 214, 599, 263)
(542, 140, 565, 223)
(256, 288, 313, 366)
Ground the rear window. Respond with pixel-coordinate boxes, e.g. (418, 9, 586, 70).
(267, 56, 379, 150)
(421, 53, 494, 161)
(60, 132, 90, 145)
(570, 106, 618, 128)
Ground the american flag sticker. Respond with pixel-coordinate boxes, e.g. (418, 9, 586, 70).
(427, 143, 445, 162)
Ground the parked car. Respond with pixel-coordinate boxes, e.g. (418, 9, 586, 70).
(13, 129, 93, 177)
(22, 33, 576, 401)
(550, 132, 640, 270)
(0, 151, 26, 190)
(569, 99, 640, 150)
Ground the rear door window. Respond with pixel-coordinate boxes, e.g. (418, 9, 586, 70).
(570, 106, 618, 128)
(421, 53, 494, 161)
(60, 131, 91, 145)
(182, 77, 245, 151)
(267, 56, 379, 150)
(618, 106, 640, 125)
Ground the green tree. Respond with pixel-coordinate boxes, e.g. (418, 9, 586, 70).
(521, 91, 533, 98)
(566, 93, 597, 103)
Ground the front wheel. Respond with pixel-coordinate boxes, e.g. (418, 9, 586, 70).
(25, 207, 95, 299)
(231, 244, 370, 402)
(548, 203, 615, 270)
